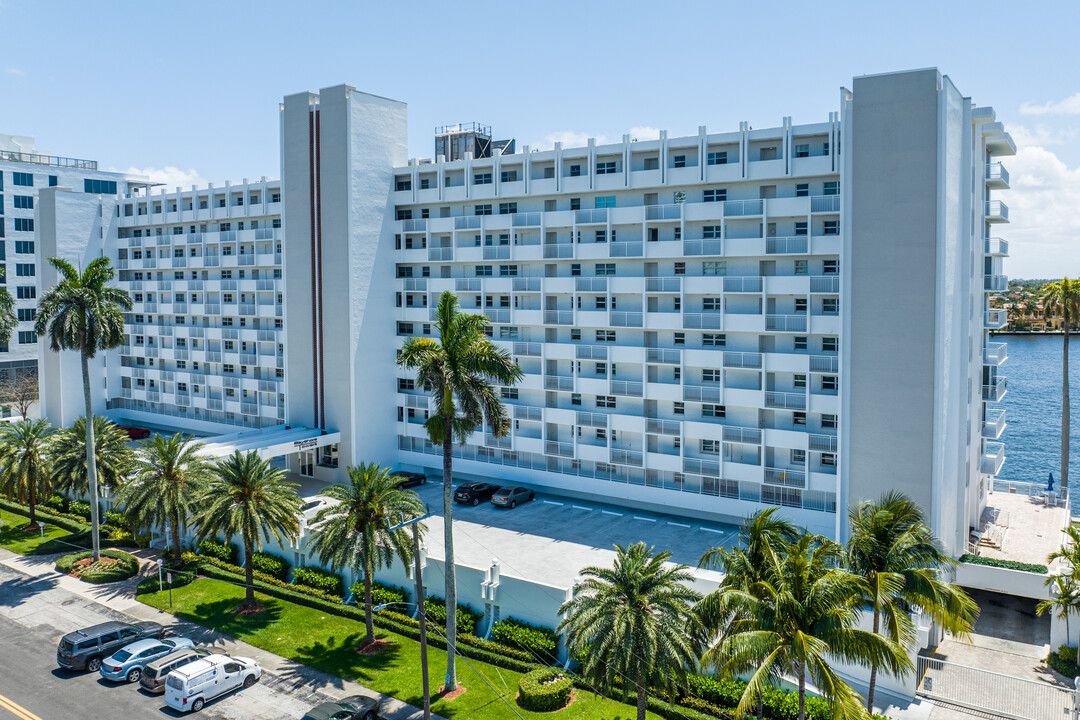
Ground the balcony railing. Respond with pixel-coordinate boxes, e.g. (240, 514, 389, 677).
(543, 243, 573, 258)
(984, 237, 1009, 256)
(544, 375, 574, 391)
(683, 313, 723, 329)
(513, 277, 542, 292)
(724, 351, 762, 369)
(610, 380, 643, 397)
(575, 208, 608, 224)
(455, 216, 481, 229)
(811, 195, 841, 212)
(646, 348, 681, 364)
(983, 408, 1006, 440)
(983, 378, 1007, 402)
(984, 274, 1008, 292)
(511, 212, 542, 227)
(723, 426, 762, 445)
(545, 440, 574, 458)
(646, 277, 681, 293)
(576, 344, 608, 360)
(483, 246, 511, 260)
(724, 276, 762, 293)
(766, 314, 808, 332)
(576, 277, 607, 292)
(402, 219, 427, 232)
(428, 247, 453, 261)
(610, 448, 644, 466)
(765, 467, 806, 488)
(985, 309, 1008, 328)
(544, 310, 574, 325)
(724, 199, 763, 217)
(483, 308, 511, 323)
(766, 236, 808, 255)
(647, 418, 680, 436)
(985, 200, 1009, 222)
(513, 342, 542, 357)
(683, 239, 723, 256)
(984, 342, 1008, 365)
(512, 405, 542, 422)
(0, 149, 98, 169)
(980, 441, 1006, 476)
(809, 355, 839, 373)
(986, 162, 1009, 186)
(645, 204, 682, 221)
(765, 391, 806, 410)
(684, 385, 722, 403)
(610, 312, 643, 327)
(609, 241, 643, 258)
(577, 411, 608, 428)
(810, 275, 840, 293)
(809, 434, 838, 452)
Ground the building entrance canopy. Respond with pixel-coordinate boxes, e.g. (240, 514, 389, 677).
(199, 425, 341, 460)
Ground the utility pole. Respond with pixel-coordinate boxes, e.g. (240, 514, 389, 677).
(389, 510, 432, 720)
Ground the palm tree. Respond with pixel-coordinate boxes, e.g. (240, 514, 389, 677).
(847, 492, 978, 711)
(1037, 575, 1080, 666)
(709, 532, 910, 720)
(193, 450, 301, 612)
(396, 290, 523, 689)
(0, 419, 54, 527)
(308, 462, 424, 647)
(0, 287, 16, 347)
(1041, 278, 1080, 492)
(36, 256, 131, 561)
(559, 542, 703, 720)
(698, 509, 800, 720)
(52, 416, 135, 499)
(118, 433, 214, 567)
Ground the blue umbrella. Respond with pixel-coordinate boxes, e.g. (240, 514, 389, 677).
(1048, 472, 1055, 491)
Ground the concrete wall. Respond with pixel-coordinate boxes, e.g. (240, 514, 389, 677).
(953, 562, 1051, 601)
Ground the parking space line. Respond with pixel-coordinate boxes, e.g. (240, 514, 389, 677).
(633, 516, 656, 522)
(699, 526, 726, 534)
(542, 500, 564, 506)
(666, 521, 692, 528)
(601, 510, 623, 516)
(571, 505, 592, 511)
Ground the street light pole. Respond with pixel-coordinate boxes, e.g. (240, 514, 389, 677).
(388, 509, 432, 720)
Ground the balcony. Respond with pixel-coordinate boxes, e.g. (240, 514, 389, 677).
(724, 351, 762, 369)
(575, 208, 608, 224)
(765, 391, 806, 411)
(647, 418, 680, 436)
(609, 242, 643, 258)
(577, 411, 608, 428)
(646, 348, 681, 364)
(983, 377, 1007, 402)
(543, 243, 574, 259)
(985, 200, 1009, 223)
(809, 434, 838, 452)
(724, 276, 762, 293)
(766, 236, 808, 255)
(723, 426, 762, 445)
(683, 313, 723, 330)
(984, 274, 1008, 293)
(811, 195, 841, 213)
(724, 199, 763, 217)
(810, 276, 840, 293)
(980, 441, 1006, 476)
(985, 308, 1008, 329)
(512, 212, 542, 227)
(576, 344, 609, 360)
(766, 314, 808, 332)
(684, 385, 722, 403)
(645, 204, 682, 221)
(610, 312, 643, 327)
(483, 308, 511, 324)
(428, 247, 453, 262)
(483, 245, 511, 260)
(544, 375, 574, 391)
(610, 448, 644, 467)
(646, 277, 681, 293)
(513, 277, 542, 292)
(513, 342, 542, 357)
(985, 162, 1010, 189)
(683, 239, 723, 256)
(983, 342, 1008, 365)
(545, 440, 574, 458)
(809, 355, 839, 373)
(983, 408, 1007, 440)
(765, 467, 806, 488)
(984, 237, 1009, 257)
(544, 310, 574, 325)
(610, 380, 643, 397)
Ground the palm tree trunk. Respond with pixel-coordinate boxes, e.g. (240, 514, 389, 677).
(756, 693, 763, 720)
(636, 670, 647, 720)
(80, 348, 101, 562)
(171, 513, 182, 568)
(798, 662, 806, 720)
(442, 412, 457, 691)
(27, 475, 37, 527)
(362, 566, 375, 647)
(243, 540, 255, 611)
(867, 608, 880, 711)
(1063, 323, 1070, 492)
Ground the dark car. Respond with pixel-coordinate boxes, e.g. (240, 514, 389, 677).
(391, 470, 427, 488)
(454, 482, 498, 506)
(301, 695, 381, 720)
(56, 620, 165, 672)
(118, 425, 152, 439)
(491, 486, 535, 509)
(140, 646, 212, 693)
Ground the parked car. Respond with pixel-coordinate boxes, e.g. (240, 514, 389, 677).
(454, 482, 499, 506)
(390, 470, 427, 488)
(56, 621, 165, 672)
(118, 425, 152, 439)
(300, 495, 339, 522)
(141, 647, 212, 694)
(164, 653, 262, 713)
(491, 486, 535, 509)
(99, 636, 195, 683)
(301, 695, 381, 720)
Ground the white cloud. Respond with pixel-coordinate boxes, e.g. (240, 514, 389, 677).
(1020, 91, 1080, 116)
(532, 125, 665, 151)
(627, 125, 661, 141)
(1008, 124, 1076, 148)
(3, 68, 24, 77)
(109, 165, 209, 190)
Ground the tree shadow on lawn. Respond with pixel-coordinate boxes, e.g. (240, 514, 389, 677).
(172, 596, 284, 638)
(290, 631, 404, 688)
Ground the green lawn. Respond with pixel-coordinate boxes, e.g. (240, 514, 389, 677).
(139, 578, 657, 720)
(0, 508, 73, 554)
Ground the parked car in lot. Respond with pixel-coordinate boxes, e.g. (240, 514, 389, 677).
(56, 620, 165, 672)
(164, 653, 262, 713)
(100, 636, 196, 683)
(300, 495, 339, 522)
(491, 486, 535, 509)
(454, 482, 498, 506)
(390, 470, 427, 488)
(118, 425, 152, 439)
(141, 646, 212, 694)
(301, 695, 381, 720)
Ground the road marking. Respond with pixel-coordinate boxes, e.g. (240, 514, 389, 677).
(699, 526, 726, 534)
(633, 516, 657, 522)
(0, 693, 43, 720)
(601, 510, 623, 516)
(571, 505, 592, 511)
(542, 500, 564, 506)
(667, 521, 692, 528)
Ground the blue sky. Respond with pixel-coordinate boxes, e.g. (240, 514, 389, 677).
(1, 0, 1077, 278)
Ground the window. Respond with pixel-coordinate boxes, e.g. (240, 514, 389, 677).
(823, 259, 839, 274)
(48, 175, 57, 187)
(499, 202, 517, 215)
(703, 333, 726, 347)
(569, 328, 581, 341)
(13, 219, 33, 232)
(596, 395, 616, 409)
(13, 195, 32, 209)
(595, 263, 615, 276)
(12, 173, 32, 187)
(474, 204, 492, 216)
(822, 298, 839, 314)
(796, 183, 809, 197)
(500, 387, 519, 399)
(822, 337, 838, 353)
(759, 147, 777, 161)
(703, 189, 727, 203)
(17, 331, 36, 344)
(794, 336, 808, 351)
(395, 209, 412, 221)
(16, 308, 34, 321)
(595, 428, 607, 441)
(823, 220, 839, 235)
(594, 362, 607, 375)
(595, 230, 608, 243)
(596, 330, 616, 342)
(703, 369, 721, 383)
(794, 260, 808, 275)
(702, 297, 721, 311)
(397, 322, 414, 336)
(83, 179, 117, 194)
(794, 144, 809, 158)
(569, 164, 581, 177)
(822, 453, 836, 467)
(822, 376, 838, 392)
(674, 262, 685, 276)
(674, 332, 685, 345)
(569, 263, 581, 277)
(419, 178, 430, 190)
(674, 401, 684, 415)
(500, 170, 518, 183)
(398, 378, 415, 391)
(823, 142, 830, 155)
(794, 298, 808, 313)
(594, 296, 606, 310)
(474, 172, 492, 185)
(475, 265, 492, 277)
(595, 196, 615, 209)
(794, 374, 806, 389)
(16, 264, 34, 277)
(792, 449, 806, 464)
(793, 411, 806, 426)
(794, 221, 808, 236)
(16, 286, 34, 299)
(822, 414, 837, 430)
(703, 225, 721, 239)
(395, 178, 411, 191)
(707, 151, 727, 165)
(499, 264, 518, 277)
(570, 198, 581, 211)
(14, 241, 33, 254)
(596, 161, 616, 175)
(571, 393, 582, 406)
(823, 181, 840, 196)
(673, 155, 686, 168)
(703, 404, 726, 418)
(702, 261, 725, 275)
(702, 439, 720, 454)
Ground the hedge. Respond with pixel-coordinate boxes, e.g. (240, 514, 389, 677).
(68, 500, 93, 522)
(56, 549, 140, 584)
(491, 617, 559, 664)
(423, 596, 482, 637)
(959, 554, 1048, 574)
(686, 676, 836, 720)
(1048, 644, 1079, 678)
(292, 566, 345, 596)
(350, 580, 410, 608)
(185, 552, 343, 603)
(517, 667, 573, 712)
(43, 494, 68, 513)
(0, 496, 92, 533)
(197, 538, 239, 564)
(251, 551, 292, 581)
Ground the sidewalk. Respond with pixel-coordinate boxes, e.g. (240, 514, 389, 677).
(0, 546, 444, 720)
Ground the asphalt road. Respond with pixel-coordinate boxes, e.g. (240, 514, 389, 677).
(0, 564, 323, 720)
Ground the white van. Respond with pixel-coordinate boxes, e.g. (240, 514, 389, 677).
(163, 653, 262, 712)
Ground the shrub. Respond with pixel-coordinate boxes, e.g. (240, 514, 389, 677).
(104, 510, 131, 532)
(958, 554, 1048, 574)
(251, 551, 291, 581)
(1048, 644, 1079, 678)
(43, 494, 68, 512)
(137, 569, 196, 594)
(686, 675, 835, 720)
(292, 566, 345, 596)
(350, 580, 410, 608)
(0, 497, 91, 533)
(517, 667, 573, 712)
(56, 549, 139, 583)
(424, 596, 482, 636)
(68, 500, 93, 522)
(491, 617, 559, 664)
(197, 538, 239, 564)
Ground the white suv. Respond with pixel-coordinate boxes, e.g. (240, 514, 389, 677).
(164, 653, 262, 712)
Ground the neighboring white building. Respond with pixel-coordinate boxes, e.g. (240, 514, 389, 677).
(36, 68, 1012, 554)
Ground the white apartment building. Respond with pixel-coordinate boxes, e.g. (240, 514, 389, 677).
(37, 68, 1012, 553)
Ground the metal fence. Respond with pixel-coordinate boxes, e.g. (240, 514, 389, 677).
(915, 655, 1074, 720)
